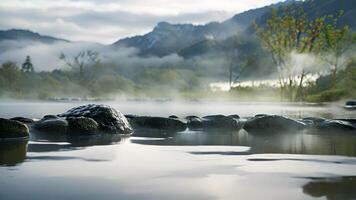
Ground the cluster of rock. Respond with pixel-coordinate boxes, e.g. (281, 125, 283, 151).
(1, 104, 132, 140)
(1, 104, 355, 140)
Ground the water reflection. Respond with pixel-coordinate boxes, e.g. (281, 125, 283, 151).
(303, 176, 356, 200)
(0, 132, 128, 166)
(131, 130, 356, 156)
(1, 129, 356, 167)
(0, 140, 27, 166)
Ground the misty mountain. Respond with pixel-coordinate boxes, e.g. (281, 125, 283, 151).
(113, 0, 356, 58)
(112, 4, 276, 57)
(0, 29, 69, 44)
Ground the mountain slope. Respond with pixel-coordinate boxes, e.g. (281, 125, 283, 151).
(113, 0, 356, 57)
(112, 2, 282, 57)
(0, 29, 69, 43)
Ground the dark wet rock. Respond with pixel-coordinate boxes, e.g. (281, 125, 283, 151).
(187, 117, 203, 130)
(58, 104, 132, 134)
(228, 114, 240, 119)
(185, 115, 199, 120)
(300, 117, 327, 126)
(169, 115, 179, 119)
(334, 119, 356, 124)
(187, 115, 241, 131)
(243, 115, 306, 133)
(302, 117, 327, 123)
(10, 117, 34, 123)
(42, 115, 60, 121)
(33, 118, 68, 134)
(127, 116, 186, 132)
(299, 117, 356, 132)
(67, 117, 99, 135)
(254, 114, 269, 118)
(313, 119, 356, 131)
(0, 118, 29, 139)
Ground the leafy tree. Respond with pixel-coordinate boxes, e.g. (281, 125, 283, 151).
(254, 4, 333, 100)
(0, 62, 21, 90)
(321, 16, 356, 88)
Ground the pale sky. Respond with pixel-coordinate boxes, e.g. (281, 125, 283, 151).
(0, 0, 282, 44)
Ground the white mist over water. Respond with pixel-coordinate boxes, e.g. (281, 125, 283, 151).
(0, 100, 353, 119)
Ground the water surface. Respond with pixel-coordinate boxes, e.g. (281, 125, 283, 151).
(1, 101, 356, 200)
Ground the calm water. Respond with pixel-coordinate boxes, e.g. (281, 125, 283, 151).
(1, 101, 356, 200)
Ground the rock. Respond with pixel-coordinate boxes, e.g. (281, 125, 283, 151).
(313, 119, 356, 131)
(243, 115, 306, 133)
(187, 115, 241, 131)
(42, 115, 60, 121)
(185, 115, 199, 120)
(169, 115, 179, 119)
(254, 114, 269, 118)
(58, 104, 132, 134)
(302, 117, 327, 123)
(0, 118, 29, 139)
(67, 117, 99, 135)
(228, 114, 240, 119)
(127, 116, 186, 132)
(300, 117, 356, 132)
(10, 117, 34, 123)
(33, 118, 68, 134)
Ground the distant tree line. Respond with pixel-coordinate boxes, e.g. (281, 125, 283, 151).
(0, 53, 202, 99)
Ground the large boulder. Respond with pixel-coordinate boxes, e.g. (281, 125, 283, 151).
(67, 117, 99, 135)
(0, 118, 29, 139)
(10, 117, 34, 123)
(33, 117, 68, 134)
(187, 115, 241, 131)
(58, 104, 132, 134)
(126, 115, 186, 132)
(243, 115, 306, 133)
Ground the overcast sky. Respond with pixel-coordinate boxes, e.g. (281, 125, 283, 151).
(0, 0, 282, 44)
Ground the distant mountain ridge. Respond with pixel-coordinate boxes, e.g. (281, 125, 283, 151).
(0, 29, 69, 43)
(112, 3, 278, 56)
(113, 0, 356, 57)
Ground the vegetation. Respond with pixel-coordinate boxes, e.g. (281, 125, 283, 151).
(0, 54, 203, 99)
(0, 3, 355, 102)
(253, 3, 355, 101)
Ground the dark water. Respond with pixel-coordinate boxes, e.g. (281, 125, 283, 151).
(1, 101, 356, 200)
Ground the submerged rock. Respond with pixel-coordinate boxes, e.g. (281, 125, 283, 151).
(67, 117, 99, 135)
(126, 115, 186, 132)
(187, 115, 241, 131)
(0, 118, 29, 139)
(58, 104, 132, 134)
(243, 115, 306, 133)
(33, 118, 68, 134)
(10, 117, 34, 123)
